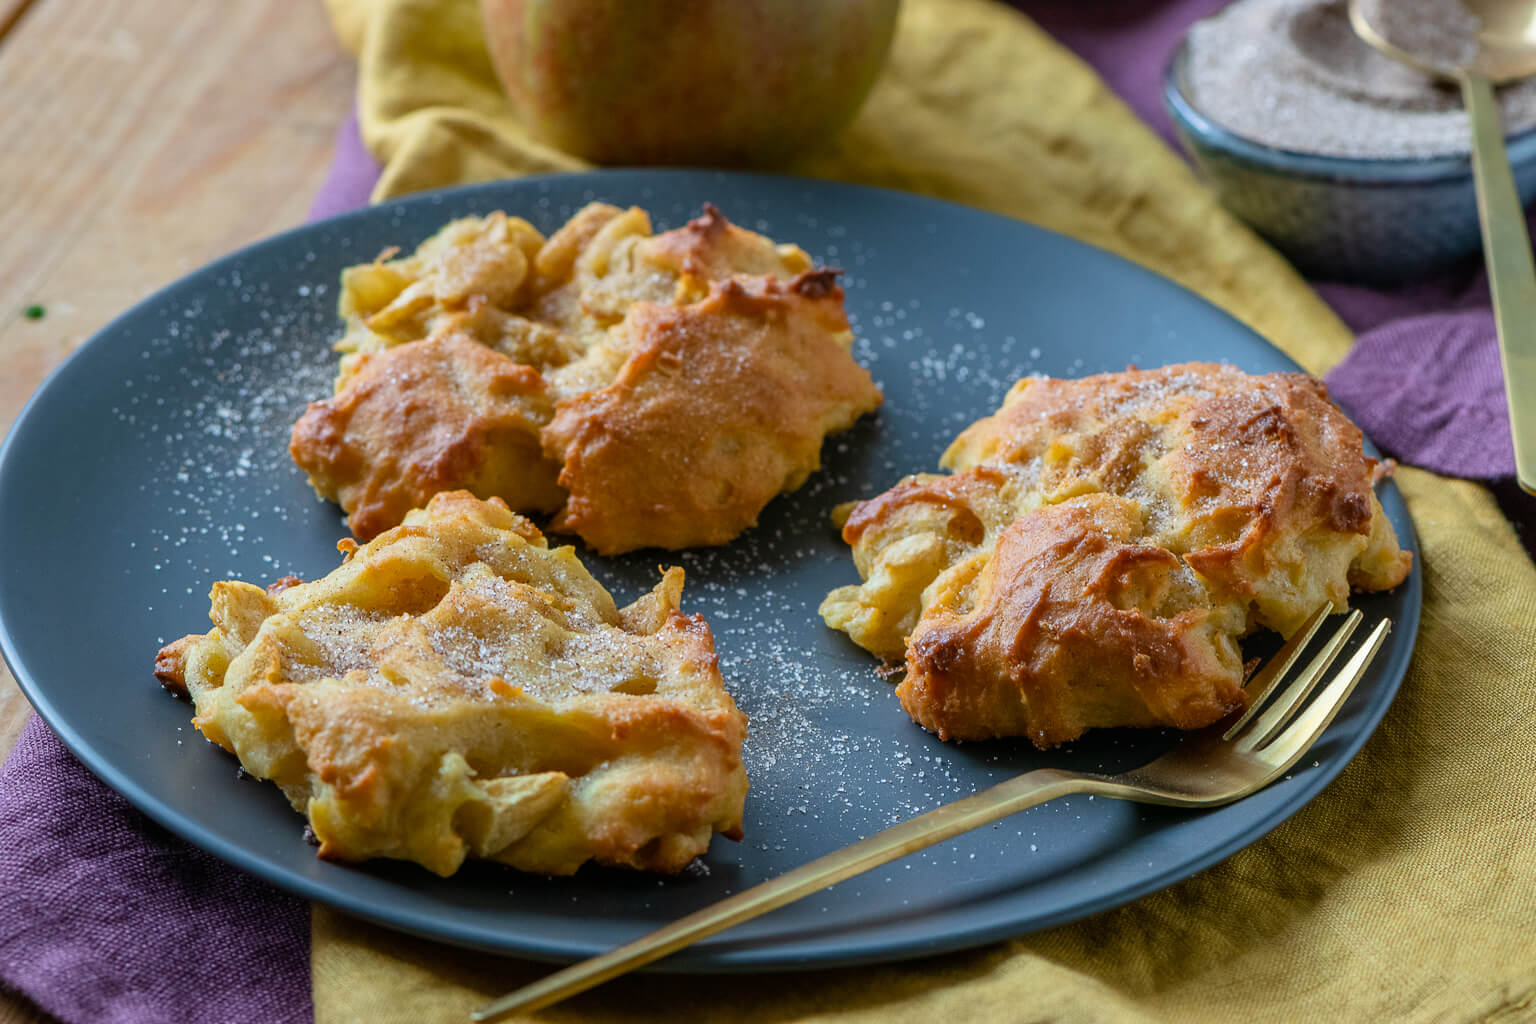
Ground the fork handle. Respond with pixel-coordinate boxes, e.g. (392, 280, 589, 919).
(472, 768, 1089, 1021)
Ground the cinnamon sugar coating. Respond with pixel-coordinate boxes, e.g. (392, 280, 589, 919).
(821, 363, 1412, 749)
(154, 492, 748, 877)
(290, 203, 882, 553)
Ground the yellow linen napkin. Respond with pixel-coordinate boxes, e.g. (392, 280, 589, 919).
(317, 1, 1536, 1021)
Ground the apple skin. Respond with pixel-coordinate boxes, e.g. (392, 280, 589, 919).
(481, 0, 901, 166)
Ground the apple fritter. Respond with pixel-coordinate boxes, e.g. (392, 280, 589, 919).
(821, 362, 1412, 749)
(289, 331, 562, 542)
(543, 271, 882, 553)
(154, 491, 748, 877)
(290, 203, 882, 553)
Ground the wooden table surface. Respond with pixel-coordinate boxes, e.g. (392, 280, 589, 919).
(0, 1, 353, 1018)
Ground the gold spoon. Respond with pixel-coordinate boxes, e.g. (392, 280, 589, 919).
(1349, 0, 1536, 494)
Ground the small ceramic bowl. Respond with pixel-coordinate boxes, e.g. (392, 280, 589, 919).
(1163, 38, 1536, 284)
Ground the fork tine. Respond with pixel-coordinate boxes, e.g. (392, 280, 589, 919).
(1255, 617, 1391, 765)
(1222, 604, 1334, 742)
(1236, 609, 1363, 750)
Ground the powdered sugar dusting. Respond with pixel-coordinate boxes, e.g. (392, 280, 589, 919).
(120, 271, 336, 638)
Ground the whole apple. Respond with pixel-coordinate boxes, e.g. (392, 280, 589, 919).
(481, 0, 901, 166)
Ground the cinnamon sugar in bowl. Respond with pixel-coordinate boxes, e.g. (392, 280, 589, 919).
(1164, 0, 1536, 283)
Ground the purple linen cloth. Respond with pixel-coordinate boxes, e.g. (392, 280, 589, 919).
(308, 112, 381, 222)
(1329, 311, 1518, 475)
(4, 6, 1533, 1022)
(0, 718, 310, 1024)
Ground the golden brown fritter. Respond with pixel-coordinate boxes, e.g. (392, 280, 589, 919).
(154, 491, 748, 877)
(543, 272, 882, 554)
(289, 203, 882, 551)
(821, 363, 1412, 749)
(290, 332, 562, 542)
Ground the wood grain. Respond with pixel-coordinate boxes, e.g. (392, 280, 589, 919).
(0, 0, 352, 1019)
(0, 0, 39, 43)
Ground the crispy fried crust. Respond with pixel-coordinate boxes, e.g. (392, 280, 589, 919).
(289, 203, 881, 549)
(822, 363, 1412, 748)
(156, 491, 748, 877)
(290, 332, 562, 541)
(543, 272, 881, 554)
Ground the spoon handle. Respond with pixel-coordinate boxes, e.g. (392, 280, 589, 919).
(1462, 70, 1536, 495)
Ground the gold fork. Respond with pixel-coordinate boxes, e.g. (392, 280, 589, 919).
(475, 606, 1390, 1022)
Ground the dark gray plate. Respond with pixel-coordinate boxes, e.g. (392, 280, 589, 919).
(0, 170, 1419, 971)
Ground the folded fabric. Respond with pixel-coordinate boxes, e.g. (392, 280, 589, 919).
(3, 1, 1534, 1023)
(0, 717, 310, 1024)
(1329, 310, 1517, 476)
(308, 110, 380, 223)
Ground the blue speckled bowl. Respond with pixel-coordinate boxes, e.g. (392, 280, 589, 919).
(1164, 38, 1536, 284)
